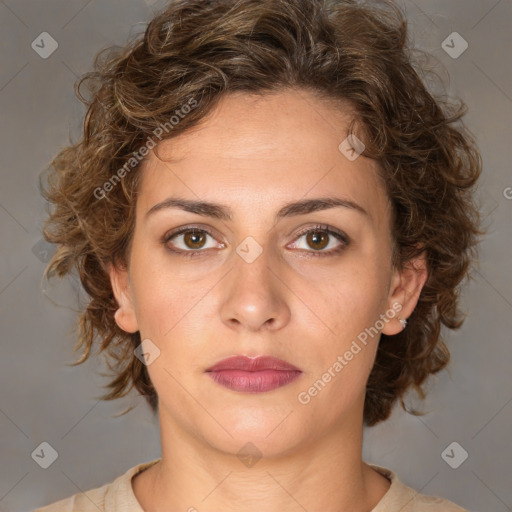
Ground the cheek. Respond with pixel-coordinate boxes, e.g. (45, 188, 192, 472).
(128, 246, 197, 335)
(292, 260, 389, 404)
(129, 265, 217, 386)
(296, 284, 383, 419)
(305, 262, 388, 342)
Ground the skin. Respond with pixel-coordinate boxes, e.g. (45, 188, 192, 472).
(108, 88, 428, 512)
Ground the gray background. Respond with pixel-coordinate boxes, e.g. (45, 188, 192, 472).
(0, 1, 510, 511)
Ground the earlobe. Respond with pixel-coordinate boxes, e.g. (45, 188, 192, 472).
(382, 252, 428, 336)
(107, 262, 139, 334)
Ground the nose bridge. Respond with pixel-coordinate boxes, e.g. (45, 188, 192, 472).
(231, 235, 278, 300)
(219, 235, 290, 331)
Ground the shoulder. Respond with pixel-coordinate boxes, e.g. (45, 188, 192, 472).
(33, 483, 107, 512)
(33, 459, 161, 512)
(369, 463, 469, 512)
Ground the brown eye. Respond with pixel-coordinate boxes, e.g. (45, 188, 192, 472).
(164, 227, 220, 255)
(183, 229, 207, 249)
(306, 230, 329, 251)
(289, 225, 349, 257)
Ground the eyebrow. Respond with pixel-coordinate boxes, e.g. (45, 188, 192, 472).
(145, 196, 370, 223)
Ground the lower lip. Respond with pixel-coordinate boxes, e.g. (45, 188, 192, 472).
(207, 369, 302, 392)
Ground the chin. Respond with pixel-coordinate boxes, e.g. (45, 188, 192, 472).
(200, 405, 311, 460)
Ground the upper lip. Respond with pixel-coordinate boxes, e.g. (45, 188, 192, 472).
(206, 355, 301, 372)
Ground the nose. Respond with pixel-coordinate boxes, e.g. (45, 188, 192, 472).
(219, 244, 291, 333)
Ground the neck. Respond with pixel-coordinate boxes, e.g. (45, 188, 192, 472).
(133, 408, 390, 512)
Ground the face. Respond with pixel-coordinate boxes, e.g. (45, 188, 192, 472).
(109, 89, 426, 457)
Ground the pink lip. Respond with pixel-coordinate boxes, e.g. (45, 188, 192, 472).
(206, 356, 302, 393)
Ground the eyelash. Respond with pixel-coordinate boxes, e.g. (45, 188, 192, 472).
(162, 224, 350, 259)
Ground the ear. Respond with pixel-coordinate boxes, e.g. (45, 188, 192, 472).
(107, 262, 139, 334)
(381, 251, 428, 336)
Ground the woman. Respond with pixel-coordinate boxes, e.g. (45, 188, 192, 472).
(35, 0, 483, 510)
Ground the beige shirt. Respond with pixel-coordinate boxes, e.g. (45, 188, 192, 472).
(34, 459, 468, 511)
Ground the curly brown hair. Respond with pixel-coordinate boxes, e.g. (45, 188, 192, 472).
(40, 0, 484, 426)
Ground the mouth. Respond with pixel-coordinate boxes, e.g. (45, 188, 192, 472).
(205, 355, 302, 393)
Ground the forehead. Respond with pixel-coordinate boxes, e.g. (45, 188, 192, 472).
(137, 90, 390, 227)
